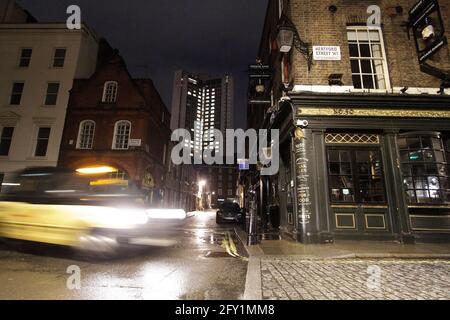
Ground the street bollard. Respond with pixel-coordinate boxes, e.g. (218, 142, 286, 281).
(247, 198, 259, 246)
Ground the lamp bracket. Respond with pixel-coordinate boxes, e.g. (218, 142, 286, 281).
(420, 62, 450, 94)
(278, 14, 313, 71)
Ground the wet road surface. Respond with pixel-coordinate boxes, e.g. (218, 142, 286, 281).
(0, 211, 248, 300)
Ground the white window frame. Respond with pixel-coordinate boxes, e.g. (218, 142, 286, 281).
(347, 26, 391, 91)
(76, 120, 96, 150)
(112, 120, 131, 150)
(102, 81, 118, 103)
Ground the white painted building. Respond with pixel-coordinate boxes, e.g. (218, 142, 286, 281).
(0, 22, 99, 179)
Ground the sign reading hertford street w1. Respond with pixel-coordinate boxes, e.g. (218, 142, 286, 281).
(313, 46, 341, 61)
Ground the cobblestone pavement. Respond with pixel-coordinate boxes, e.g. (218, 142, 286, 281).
(261, 258, 450, 300)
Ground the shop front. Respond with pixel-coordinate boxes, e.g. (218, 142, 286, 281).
(274, 93, 450, 244)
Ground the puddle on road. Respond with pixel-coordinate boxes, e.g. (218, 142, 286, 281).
(204, 251, 234, 258)
(182, 229, 227, 245)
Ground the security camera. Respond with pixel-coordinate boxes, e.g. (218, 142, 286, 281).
(296, 119, 309, 128)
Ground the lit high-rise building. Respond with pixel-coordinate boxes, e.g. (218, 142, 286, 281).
(170, 70, 234, 156)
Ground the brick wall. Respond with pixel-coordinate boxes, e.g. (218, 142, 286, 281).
(287, 0, 450, 88)
(59, 51, 171, 190)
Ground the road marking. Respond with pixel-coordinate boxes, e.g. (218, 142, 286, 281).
(222, 232, 248, 261)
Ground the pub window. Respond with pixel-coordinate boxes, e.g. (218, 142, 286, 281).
(398, 133, 450, 204)
(347, 26, 390, 90)
(327, 148, 386, 204)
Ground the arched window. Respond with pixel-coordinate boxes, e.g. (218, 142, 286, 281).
(77, 120, 95, 149)
(102, 81, 118, 103)
(112, 120, 131, 150)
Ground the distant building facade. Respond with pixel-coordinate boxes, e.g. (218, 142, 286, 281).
(0, 14, 99, 183)
(170, 70, 234, 157)
(196, 164, 239, 208)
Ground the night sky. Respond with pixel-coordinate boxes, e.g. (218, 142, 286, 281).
(17, 0, 269, 129)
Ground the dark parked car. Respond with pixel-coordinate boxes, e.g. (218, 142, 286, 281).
(216, 202, 243, 224)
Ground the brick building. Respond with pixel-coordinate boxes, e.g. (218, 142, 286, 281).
(245, 0, 450, 243)
(196, 164, 240, 209)
(58, 41, 196, 209)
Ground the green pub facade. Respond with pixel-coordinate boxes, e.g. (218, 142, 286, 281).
(247, 0, 450, 243)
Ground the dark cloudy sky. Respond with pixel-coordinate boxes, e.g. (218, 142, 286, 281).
(17, 0, 269, 129)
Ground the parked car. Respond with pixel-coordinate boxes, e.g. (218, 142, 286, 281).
(216, 202, 243, 224)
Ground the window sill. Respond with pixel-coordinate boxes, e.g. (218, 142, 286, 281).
(40, 105, 57, 108)
(26, 157, 49, 161)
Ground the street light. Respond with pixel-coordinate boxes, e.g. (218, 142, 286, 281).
(198, 180, 206, 188)
(276, 14, 313, 71)
(276, 27, 294, 53)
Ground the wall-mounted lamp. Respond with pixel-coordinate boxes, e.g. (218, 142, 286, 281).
(276, 28, 295, 53)
(276, 14, 313, 71)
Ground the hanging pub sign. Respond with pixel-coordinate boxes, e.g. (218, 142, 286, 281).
(408, 0, 447, 63)
(248, 64, 273, 105)
(142, 169, 155, 189)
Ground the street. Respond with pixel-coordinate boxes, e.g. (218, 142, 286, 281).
(0, 211, 248, 300)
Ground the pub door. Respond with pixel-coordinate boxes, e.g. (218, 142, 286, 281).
(326, 146, 394, 237)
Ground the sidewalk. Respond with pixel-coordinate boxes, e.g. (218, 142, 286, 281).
(235, 228, 450, 300)
(234, 227, 450, 259)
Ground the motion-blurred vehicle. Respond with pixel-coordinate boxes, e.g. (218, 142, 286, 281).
(0, 167, 186, 254)
(216, 202, 243, 224)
